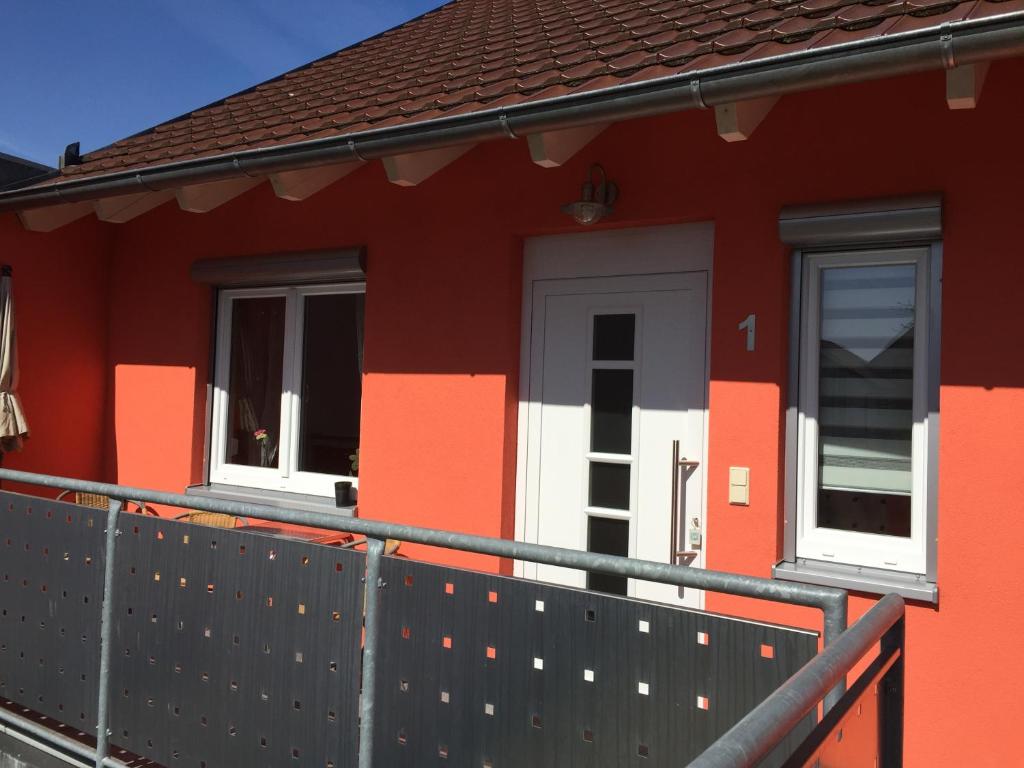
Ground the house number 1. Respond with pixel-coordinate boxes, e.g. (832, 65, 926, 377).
(738, 314, 756, 352)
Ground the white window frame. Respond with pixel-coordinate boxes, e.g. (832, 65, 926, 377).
(210, 281, 365, 497)
(796, 247, 932, 574)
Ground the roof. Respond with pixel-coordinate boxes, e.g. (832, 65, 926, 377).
(0, 153, 53, 190)
(29, 0, 1024, 184)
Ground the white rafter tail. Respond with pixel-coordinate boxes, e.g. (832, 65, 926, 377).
(946, 62, 990, 110)
(714, 96, 779, 142)
(382, 144, 474, 187)
(176, 177, 262, 213)
(270, 162, 360, 201)
(17, 202, 94, 232)
(527, 124, 608, 168)
(94, 190, 175, 223)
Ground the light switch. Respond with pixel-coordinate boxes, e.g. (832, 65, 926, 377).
(728, 467, 749, 506)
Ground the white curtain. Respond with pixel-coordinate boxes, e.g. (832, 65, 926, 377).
(817, 264, 915, 495)
(0, 272, 29, 453)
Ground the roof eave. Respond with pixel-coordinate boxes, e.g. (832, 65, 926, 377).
(1, 12, 1022, 214)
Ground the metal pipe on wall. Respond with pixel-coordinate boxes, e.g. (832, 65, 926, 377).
(91, 499, 122, 768)
(357, 537, 386, 768)
(0, 707, 96, 763)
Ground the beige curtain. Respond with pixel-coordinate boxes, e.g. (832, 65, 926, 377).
(0, 273, 28, 452)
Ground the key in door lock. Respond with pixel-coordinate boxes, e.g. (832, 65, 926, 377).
(689, 517, 703, 549)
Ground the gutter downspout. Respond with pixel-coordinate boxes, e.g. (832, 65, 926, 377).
(0, 12, 1021, 213)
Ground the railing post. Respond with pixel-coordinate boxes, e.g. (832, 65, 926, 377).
(822, 594, 849, 711)
(357, 536, 386, 768)
(94, 498, 123, 768)
(879, 615, 905, 767)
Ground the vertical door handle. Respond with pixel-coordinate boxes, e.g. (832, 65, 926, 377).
(670, 439, 700, 566)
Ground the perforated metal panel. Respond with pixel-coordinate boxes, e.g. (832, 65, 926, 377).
(0, 492, 105, 731)
(108, 515, 365, 768)
(373, 558, 818, 768)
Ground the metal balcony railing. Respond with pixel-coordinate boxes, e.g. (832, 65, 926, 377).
(0, 469, 904, 768)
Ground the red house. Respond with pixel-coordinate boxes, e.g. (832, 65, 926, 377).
(0, 1, 1022, 765)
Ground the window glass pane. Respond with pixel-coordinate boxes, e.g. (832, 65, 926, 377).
(298, 293, 364, 476)
(816, 264, 915, 537)
(591, 369, 633, 454)
(587, 516, 629, 595)
(226, 296, 285, 468)
(588, 462, 630, 510)
(592, 313, 635, 361)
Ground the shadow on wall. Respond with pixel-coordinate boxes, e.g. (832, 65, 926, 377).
(5, 62, 1023, 535)
(0, 213, 112, 490)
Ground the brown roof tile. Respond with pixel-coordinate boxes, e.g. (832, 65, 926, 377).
(51, 0, 1010, 181)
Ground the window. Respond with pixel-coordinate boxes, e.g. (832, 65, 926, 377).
(776, 196, 942, 601)
(210, 283, 364, 497)
(796, 247, 936, 575)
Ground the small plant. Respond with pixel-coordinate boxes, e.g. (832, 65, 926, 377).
(254, 428, 274, 467)
(348, 448, 359, 475)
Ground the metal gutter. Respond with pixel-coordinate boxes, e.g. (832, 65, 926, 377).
(0, 12, 1021, 213)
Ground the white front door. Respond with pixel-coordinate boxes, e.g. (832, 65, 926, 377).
(518, 226, 711, 609)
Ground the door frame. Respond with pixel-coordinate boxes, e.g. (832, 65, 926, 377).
(514, 222, 715, 584)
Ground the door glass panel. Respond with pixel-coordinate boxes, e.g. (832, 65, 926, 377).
(816, 264, 915, 537)
(298, 293, 365, 476)
(588, 462, 630, 510)
(592, 313, 635, 361)
(590, 369, 633, 454)
(226, 297, 286, 468)
(587, 516, 628, 595)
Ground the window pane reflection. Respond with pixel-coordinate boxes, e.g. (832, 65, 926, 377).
(592, 314, 635, 361)
(587, 516, 629, 595)
(226, 297, 285, 468)
(589, 462, 630, 510)
(591, 369, 633, 454)
(816, 264, 915, 537)
(298, 293, 364, 476)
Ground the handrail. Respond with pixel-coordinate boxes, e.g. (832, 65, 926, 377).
(0, 468, 848, 639)
(689, 593, 905, 768)
(0, 467, 852, 768)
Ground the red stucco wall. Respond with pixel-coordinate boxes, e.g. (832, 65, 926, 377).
(4, 57, 1024, 765)
(0, 213, 111, 487)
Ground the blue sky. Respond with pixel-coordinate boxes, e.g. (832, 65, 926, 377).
(0, 1, 447, 166)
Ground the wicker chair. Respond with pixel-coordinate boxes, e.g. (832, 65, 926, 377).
(340, 537, 402, 555)
(56, 491, 154, 515)
(173, 511, 248, 529)
(307, 531, 357, 546)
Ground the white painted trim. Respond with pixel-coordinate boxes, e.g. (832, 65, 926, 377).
(526, 124, 608, 168)
(946, 61, 989, 109)
(17, 201, 93, 232)
(270, 162, 359, 201)
(795, 246, 931, 573)
(210, 282, 365, 498)
(514, 222, 715, 589)
(521, 223, 714, 282)
(94, 190, 175, 223)
(382, 144, 474, 186)
(714, 96, 778, 142)
(176, 177, 261, 213)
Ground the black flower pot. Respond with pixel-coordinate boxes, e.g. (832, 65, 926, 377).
(335, 481, 354, 507)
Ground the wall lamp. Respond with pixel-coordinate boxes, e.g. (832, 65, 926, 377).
(561, 164, 618, 225)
